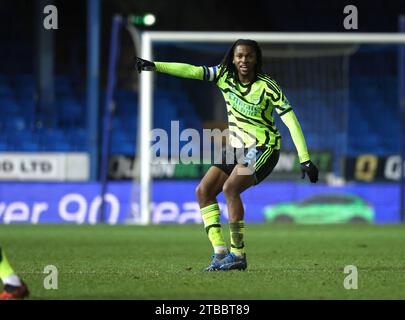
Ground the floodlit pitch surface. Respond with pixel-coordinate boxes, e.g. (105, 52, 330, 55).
(1, 224, 404, 299)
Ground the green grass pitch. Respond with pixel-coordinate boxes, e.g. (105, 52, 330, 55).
(1, 224, 405, 299)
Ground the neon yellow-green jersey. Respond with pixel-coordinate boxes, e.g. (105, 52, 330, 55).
(154, 62, 310, 163)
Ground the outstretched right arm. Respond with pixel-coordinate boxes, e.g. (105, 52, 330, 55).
(136, 57, 218, 81)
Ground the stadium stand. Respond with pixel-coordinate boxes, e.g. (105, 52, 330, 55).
(0, 42, 400, 157)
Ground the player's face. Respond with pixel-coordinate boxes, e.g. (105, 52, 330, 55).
(233, 45, 257, 80)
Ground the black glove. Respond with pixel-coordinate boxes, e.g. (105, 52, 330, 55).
(300, 160, 319, 183)
(135, 57, 156, 73)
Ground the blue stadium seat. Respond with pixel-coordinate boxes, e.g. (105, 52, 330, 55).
(36, 128, 69, 151)
(1, 95, 20, 107)
(0, 84, 13, 98)
(44, 140, 72, 152)
(18, 97, 36, 122)
(57, 98, 85, 127)
(66, 128, 88, 151)
(110, 130, 135, 155)
(15, 84, 36, 99)
(55, 74, 74, 96)
(0, 141, 8, 151)
(2, 115, 26, 131)
(17, 141, 40, 152)
(5, 129, 38, 151)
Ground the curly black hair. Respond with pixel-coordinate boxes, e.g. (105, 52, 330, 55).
(219, 39, 262, 82)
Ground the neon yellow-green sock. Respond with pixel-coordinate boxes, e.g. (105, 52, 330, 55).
(201, 203, 228, 254)
(229, 220, 245, 256)
(0, 248, 15, 280)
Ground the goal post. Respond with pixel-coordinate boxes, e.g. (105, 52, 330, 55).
(135, 31, 405, 225)
(138, 32, 153, 225)
(399, 16, 405, 223)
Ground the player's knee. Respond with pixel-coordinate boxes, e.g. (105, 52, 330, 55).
(222, 182, 238, 199)
(195, 183, 209, 202)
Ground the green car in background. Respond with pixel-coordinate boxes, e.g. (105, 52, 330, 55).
(263, 193, 374, 224)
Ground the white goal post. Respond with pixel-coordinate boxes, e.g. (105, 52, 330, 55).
(137, 31, 405, 225)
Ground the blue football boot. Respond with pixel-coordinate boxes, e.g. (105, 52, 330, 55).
(202, 252, 228, 272)
(218, 253, 247, 271)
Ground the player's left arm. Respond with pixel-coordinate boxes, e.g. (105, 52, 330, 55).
(271, 86, 319, 183)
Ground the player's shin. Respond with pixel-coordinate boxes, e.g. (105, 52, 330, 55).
(201, 203, 228, 254)
(229, 220, 245, 256)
